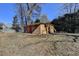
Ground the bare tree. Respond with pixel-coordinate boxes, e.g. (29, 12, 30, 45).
(12, 16, 18, 27)
(12, 16, 20, 32)
(16, 4, 25, 32)
(74, 3, 79, 13)
(25, 3, 41, 24)
(24, 3, 41, 32)
(63, 3, 79, 13)
(16, 3, 41, 32)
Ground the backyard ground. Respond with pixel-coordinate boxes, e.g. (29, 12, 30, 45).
(0, 32, 79, 56)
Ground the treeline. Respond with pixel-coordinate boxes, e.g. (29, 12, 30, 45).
(51, 10, 79, 33)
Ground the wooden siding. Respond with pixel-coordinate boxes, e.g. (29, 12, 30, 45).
(26, 23, 56, 34)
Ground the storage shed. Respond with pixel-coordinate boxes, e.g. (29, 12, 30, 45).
(26, 23, 56, 34)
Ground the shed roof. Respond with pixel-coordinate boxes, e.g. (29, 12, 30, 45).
(26, 22, 51, 26)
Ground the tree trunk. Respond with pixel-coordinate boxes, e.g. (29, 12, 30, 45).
(24, 17, 27, 33)
(20, 17, 24, 32)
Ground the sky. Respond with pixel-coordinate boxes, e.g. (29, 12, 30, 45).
(0, 3, 63, 26)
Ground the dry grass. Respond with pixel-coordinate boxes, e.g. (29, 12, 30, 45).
(0, 32, 79, 56)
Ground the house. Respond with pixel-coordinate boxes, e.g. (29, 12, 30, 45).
(26, 23, 56, 34)
(0, 23, 15, 33)
(0, 23, 7, 32)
